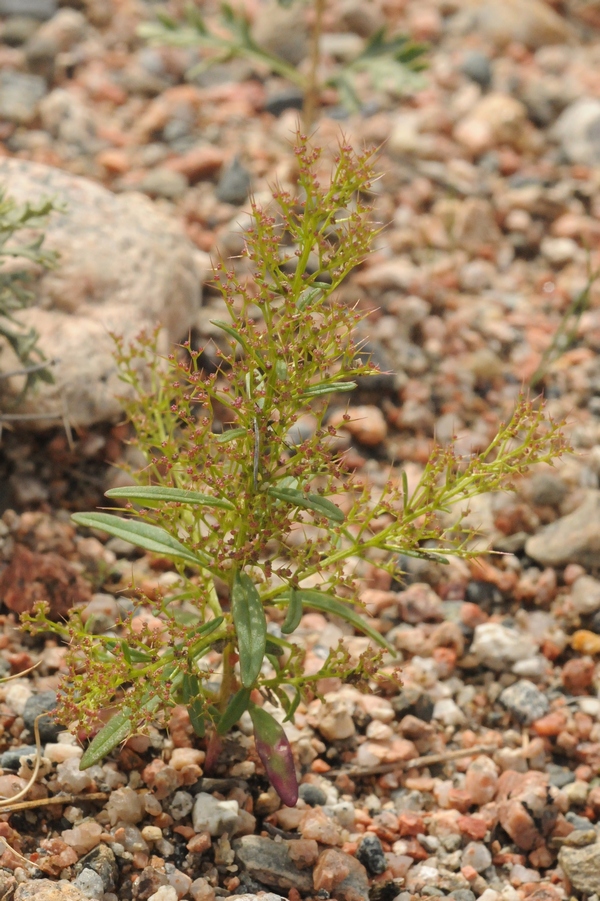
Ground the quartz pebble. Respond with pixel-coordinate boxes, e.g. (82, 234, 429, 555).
(328, 405, 387, 446)
(192, 793, 239, 836)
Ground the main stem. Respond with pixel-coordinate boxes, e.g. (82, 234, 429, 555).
(303, 0, 326, 129)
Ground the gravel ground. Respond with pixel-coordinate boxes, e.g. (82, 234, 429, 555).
(2, 1, 600, 900)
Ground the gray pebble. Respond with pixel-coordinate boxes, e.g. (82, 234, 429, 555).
(0, 746, 38, 771)
(499, 679, 549, 725)
(0, 0, 56, 18)
(356, 833, 387, 875)
(216, 157, 251, 205)
(0, 70, 46, 125)
(23, 690, 62, 743)
(460, 51, 492, 89)
(298, 783, 327, 807)
(73, 868, 105, 900)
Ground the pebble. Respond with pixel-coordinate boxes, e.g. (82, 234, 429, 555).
(0, 745, 38, 770)
(526, 491, 600, 568)
(232, 835, 313, 893)
(313, 848, 370, 901)
(298, 783, 327, 807)
(22, 690, 61, 742)
(0, 70, 46, 124)
(356, 833, 387, 875)
(499, 680, 550, 725)
(559, 842, 600, 894)
(471, 623, 535, 671)
(192, 793, 240, 836)
(72, 868, 105, 901)
(14, 880, 88, 901)
(462, 841, 492, 873)
(148, 888, 178, 901)
(215, 157, 251, 205)
(328, 405, 387, 446)
(571, 574, 600, 615)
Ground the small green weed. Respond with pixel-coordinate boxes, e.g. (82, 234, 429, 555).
(0, 190, 59, 407)
(139, 1, 428, 125)
(25, 136, 567, 806)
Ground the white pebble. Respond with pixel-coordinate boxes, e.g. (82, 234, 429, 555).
(432, 698, 466, 727)
(148, 888, 178, 901)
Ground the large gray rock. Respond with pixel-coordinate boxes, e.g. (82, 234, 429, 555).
(0, 158, 205, 429)
(551, 97, 600, 164)
(525, 490, 600, 568)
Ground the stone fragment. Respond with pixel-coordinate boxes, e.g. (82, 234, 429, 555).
(23, 690, 62, 742)
(454, 93, 529, 153)
(356, 834, 387, 875)
(73, 868, 105, 900)
(63, 821, 103, 855)
(471, 622, 535, 671)
(499, 680, 549, 725)
(313, 849, 370, 901)
(192, 793, 239, 836)
(298, 784, 327, 807)
(468, 0, 574, 48)
(572, 575, 600, 615)
(551, 97, 600, 165)
(525, 491, 600, 568)
(461, 841, 492, 873)
(559, 842, 600, 894)
(215, 157, 251, 205)
(233, 835, 313, 892)
(299, 807, 343, 845)
(75, 844, 118, 894)
(105, 786, 144, 826)
(316, 696, 356, 742)
(465, 756, 498, 805)
(0, 0, 56, 15)
(251, 0, 308, 65)
(0, 71, 46, 125)
(15, 881, 88, 901)
(0, 157, 204, 429)
(329, 405, 387, 446)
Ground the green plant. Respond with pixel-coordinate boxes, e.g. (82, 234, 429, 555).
(26, 135, 567, 806)
(0, 189, 59, 405)
(139, 1, 427, 125)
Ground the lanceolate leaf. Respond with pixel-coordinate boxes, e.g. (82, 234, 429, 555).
(105, 486, 234, 510)
(217, 687, 251, 735)
(231, 572, 267, 688)
(280, 589, 394, 653)
(302, 381, 356, 397)
(71, 512, 211, 567)
(250, 704, 298, 806)
(80, 708, 133, 770)
(281, 587, 303, 634)
(266, 486, 344, 524)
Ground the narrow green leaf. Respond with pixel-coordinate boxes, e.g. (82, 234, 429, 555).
(275, 360, 288, 381)
(188, 702, 205, 737)
(71, 512, 210, 567)
(80, 708, 133, 770)
(217, 687, 251, 735)
(266, 486, 344, 524)
(215, 427, 247, 444)
(283, 686, 302, 723)
(120, 642, 152, 665)
(302, 381, 356, 397)
(286, 589, 394, 653)
(281, 587, 303, 634)
(105, 486, 234, 510)
(231, 572, 267, 688)
(210, 320, 251, 354)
